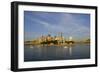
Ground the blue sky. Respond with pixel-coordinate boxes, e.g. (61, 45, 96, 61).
(24, 11, 90, 41)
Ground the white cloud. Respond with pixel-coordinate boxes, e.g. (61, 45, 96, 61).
(27, 13, 90, 40)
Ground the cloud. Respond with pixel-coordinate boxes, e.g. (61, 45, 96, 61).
(59, 13, 90, 38)
(25, 12, 90, 40)
(35, 13, 90, 38)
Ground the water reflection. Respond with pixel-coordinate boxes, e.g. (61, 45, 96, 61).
(69, 46, 72, 56)
(24, 44, 90, 62)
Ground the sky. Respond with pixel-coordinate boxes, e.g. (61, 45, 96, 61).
(24, 11, 90, 41)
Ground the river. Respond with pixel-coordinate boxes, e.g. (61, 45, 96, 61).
(24, 44, 90, 62)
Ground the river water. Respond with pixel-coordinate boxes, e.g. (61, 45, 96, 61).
(24, 44, 90, 62)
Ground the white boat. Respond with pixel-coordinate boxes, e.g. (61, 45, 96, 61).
(64, 46, 68, 48)
(30, 45, 34, 48)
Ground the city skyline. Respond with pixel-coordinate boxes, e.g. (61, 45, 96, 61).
(24, 11, 90, 41)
